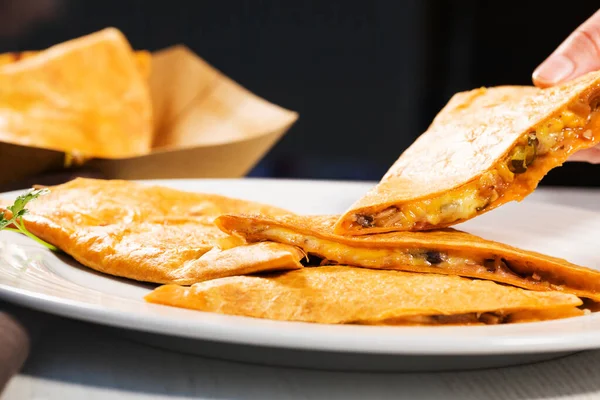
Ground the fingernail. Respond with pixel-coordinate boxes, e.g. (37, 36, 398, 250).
(533, 54, 575, 85)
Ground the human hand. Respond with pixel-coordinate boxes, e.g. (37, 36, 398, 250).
(0, 312, 29, 393)
(532, 9, 600, 163)
(0, 301, 54, 395)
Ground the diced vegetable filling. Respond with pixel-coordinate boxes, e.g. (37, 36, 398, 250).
(352, 104, 597, 230)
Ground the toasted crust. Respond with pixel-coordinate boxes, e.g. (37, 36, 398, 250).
(145, 266, 583, 325)
(4, 178, 303, 284)
(336, 72, 600, 234)
(0, 28, 153, 158)
(0, 48, 152, 79)
(215, 213, 600, 301)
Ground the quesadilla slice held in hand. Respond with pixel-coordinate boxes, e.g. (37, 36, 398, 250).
(145, 266, 584, 325)
(335, 71, 600, 234)
(216, 214, 600, 301)
(1, 178, 303, 284)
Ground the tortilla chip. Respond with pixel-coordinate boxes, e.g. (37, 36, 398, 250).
(216, 214, 600, 301)
(145, 266, 584, 325)
(335, 71, 600, 234)
(0, 28, 153, 158)
(5, 178, 303, 284)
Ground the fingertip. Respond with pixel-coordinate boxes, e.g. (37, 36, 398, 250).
(568, 148, 600, 164)
(532, 54, 576, 88)
(531, 73, 553, 88)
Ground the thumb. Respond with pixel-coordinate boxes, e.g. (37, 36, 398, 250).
(533, 9, 600, 88)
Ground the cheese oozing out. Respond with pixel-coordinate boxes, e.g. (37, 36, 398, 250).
(242, 225, 598, 299)
(348, 101, 600, 231)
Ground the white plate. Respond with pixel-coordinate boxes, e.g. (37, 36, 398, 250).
(2, 178, 600, 372)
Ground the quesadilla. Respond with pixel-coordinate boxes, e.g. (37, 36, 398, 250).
(335, 71, 600, 234)
(145, 266, 584, 325)
(0, 28, 153, 158)
(2, 178, 303, 284)
(216, 214, 600, 301)
(0, 49, 152, 80)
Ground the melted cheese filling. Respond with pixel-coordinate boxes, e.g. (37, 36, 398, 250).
(252, 226, 570, 292)
(350, 105, 598, 231)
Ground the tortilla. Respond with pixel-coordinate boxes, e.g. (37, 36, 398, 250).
(335, 71, 600, 234)
(4, 178, 303, 284)
(216, 214, 600, 301)
(0, 49, 152, 80)
(0, 28, 153, 159)
(145, 266, 584, 325)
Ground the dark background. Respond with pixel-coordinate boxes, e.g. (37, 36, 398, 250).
(1, 0, 599, 186)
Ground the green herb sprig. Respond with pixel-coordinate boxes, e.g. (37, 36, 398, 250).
(0, 188, 58, 251)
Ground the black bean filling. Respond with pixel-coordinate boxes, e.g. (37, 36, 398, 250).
(425, 251, 444, 265)
(429, 313, 507, 325)
(483, 259, 498, 273)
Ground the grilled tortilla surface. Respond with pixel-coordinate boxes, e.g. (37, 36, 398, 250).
(335, 71, 600, 234)
(4, 178, 304, 284)
(146, 266, 584, 325)
(0, 28, 152, 158)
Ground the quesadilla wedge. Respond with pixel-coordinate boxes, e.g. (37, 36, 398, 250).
(0, 49, 152, 80)
(145, 266, 584, 325)
(0, 28, 152, 158)
(216, 214, 600, 301)
(0, 178, 303, 284)
(335, 71, 600, 234)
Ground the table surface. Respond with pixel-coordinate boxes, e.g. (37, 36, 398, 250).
(3, 186, 600, 400)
